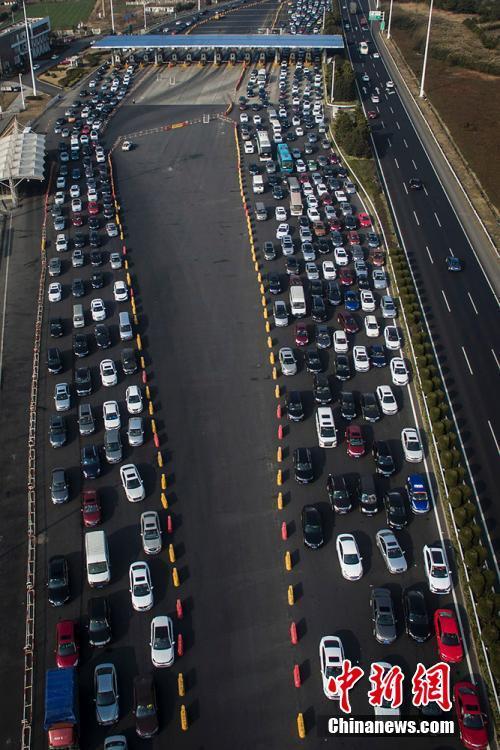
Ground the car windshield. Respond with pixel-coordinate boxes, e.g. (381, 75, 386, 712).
(89, 562, 108, 574)
(441, 632, 459, 646)
(85, 503, 99, 513)
(136, 702, 155, 718)
(387, 547, 402, 559)
(134, 583, 150, 596)
(432, 565, 448, 578)
(127, 477, 140, 489)
(344, 554, 358, 565)
(144, 528, 158, 539)
(58, 641, 76, 655)
(378, 613, 394, 625)
(97, 689, 115, 706)
(350, 436, 363, 445)
(154, 626, 172, 649)
(463, 713, 484, 729)
(325, 665, 341, 679)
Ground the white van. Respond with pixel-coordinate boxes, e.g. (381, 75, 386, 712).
(73, 304, 84, 329)
(316, 407, 337, 448)
(252, 174, 264, 194)
(119, 311, 133, 341)
(85, 530, 111, 587)
(289, 284, 306, 317)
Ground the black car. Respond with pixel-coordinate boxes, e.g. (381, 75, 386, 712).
(72, 279, 85, 298)
(313, 373, 333, 404)
(287, 391, 304, 422)
(47, 556, 70, 607)
(267, 174, 280, 187)
(248, 163, 260, 176)
(340, 391, 356, 421)
(47, 347, 63, 374)
(71, 167, 81, 180)
(49, 414, 67, 448)
(133, 675, 159, 738)
(358, 276, 370, 290)
(309, 279, 323, 298)
(403, 588, 430, 642)
(272, 185, 285, 200)
(344, 215, 357, 231)
(81, 444, 101, 479)
(334, 354, 350, 381)
(369, 345, 387, 368)
(88, 596, 112, 647)
(285, 257, 300, 275)
(372, 441, 395, 477)
(49, 317, 64, 338)
(304, 349, 322, 373)
(317, 238, 331, 255)
(75, 366, 92, 396)
(268, 272, 282, 295)
(103, 206, 114, 219)
(361, 392, 381, 422)
(88, 217, 99, 231)
(293, 447, 313, 484)
(90, 250, 103, 266)
(327, 473, 352, 513)
(315, 324, 330, 349)
(91, 271, 104, 289)
(264, 242, 277, 261)
(94, 324, 111, 349)
(409, 178, 423, 190)
(89, 231, 101, 248)
(301, 505, 324, 549)
(383, 490, 408, 530)
(326, 280, 341, 306)
(311, 295, 327, 322)
(73, 334, 89, 358)
(121, 348, 137, 375)
(73, 233, 86, 248)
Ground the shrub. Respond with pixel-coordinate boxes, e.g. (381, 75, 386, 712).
(453, 507, 468, 528)
(491, 644, 500, 682)
(461, 484, 473, 501)
(422, 379, 434, 395)
(433, 420, 445, 437)
(438, 434, 450, 452)
(482, 624, 498, 647)
(448, 487, 463, 508)
(476, 595, 494, 623)
(464, 548, 478, 570)
(429, 406, 442, 423)
(441, 451, 453, 469)
(483, 569, 496, 589)
(462, 502, 477, 522)
(458, 525, 474, 549)
(445, 469, 458, 488)
(475, 545, 488, 565)
(470, 572, 485, 597)
(420, 368, 431, 381)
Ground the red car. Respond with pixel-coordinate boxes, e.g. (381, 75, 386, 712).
(299, 174, 310, 184)
(337, 311, 359, 334)
(370, 249, 385, 267)
(329, 218, 343, 232)
(434, 609, 463, 664)
(81, 489, 101, 527)
(321, 194, 333, 206)
(295, 322, 309, 347)
(72, 215, 83, 227)
(454, 682, 488, 750)
(313, 221, 327, 237)
(338, 268, 354, 287)
(345, 424, 365, 458)
(358, 212, 372, 228)
(55, 620, 79, 668)
(329, 153, 340, 165)
(88, 201, 99, 215)
(367, 111, 378, 120)
(347, 230, 360, 245)
(81, 125, 91, 134)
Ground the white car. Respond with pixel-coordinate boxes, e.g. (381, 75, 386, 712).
(121, 140, 133, 151)
(376, 529, 407, 574)
(253, 114, 261, 125)
(129, 561, 153, 611)
(423, 545, 452, 595)
(56, 234, 68, 253)
(333, 330, 349, 353)
(319, 636, 345, 699)
(96, 150, 106, 163)
(91, 298, 106, 322)
(376, 385, 398, 416)
(244, 141, 254, 154)
(353, 345, 369, 373)
(87, 188, 98, 202)
(279, 347, 297, 376)
(103, 400, 121, 430)
(70, 184, 80, 198)
(141, 511, 162, 555)
(344, 181, 356, 194)
(307, 207, 320, 223)
(48, 282, 62, 302)
(401, 427, 423, 462)
(120, 463, 145, 502)
(372, 663, 401, 717)
(336, 533, 363, 581)
(239, 112, 248, 123)
(371, 93, 380, 103)
(106, 222, 118, 237)
(54, 191, 65, 206)
(295, 126, 304, 136)
(334, 247, 348, 266)
(384, 325, 401, 351)
(316, 183, 328, 197)
(322, 261, 336, 280)
(334, 190, 347, 203)
(275, 206, 287, 221)
(306, 194, 318, 208)
(150, 616, 175, 667)
(273, 132, 283, 143)
(100, 359, 118, 387)
(109, 252, 122, 270)
(386, 79, 395, 90)
(360, 290, 376, 312)
(296, 159, 307, 173)
(126, 385, 143, 414)
(71, 198, 82, 213)
(302, 183, 314, 197)
(113, 281, 128, 302)
(390, 357, 409, 386)
(292, 115, 301, 126)
(364, 315, 380, 337)
(325, 205, 336, 222)
(275, 220, 291, 239)
(305, 262, 319, 280)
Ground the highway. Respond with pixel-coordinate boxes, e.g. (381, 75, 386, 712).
(343, 2, 500, 571)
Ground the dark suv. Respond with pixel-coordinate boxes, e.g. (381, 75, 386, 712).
(134, 675, 159, 738)
(88, 596, 112, 646)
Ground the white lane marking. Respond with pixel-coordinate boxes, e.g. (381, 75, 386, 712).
(395, 120, 401, 130)
(387, 137, 392, 148)
(394, 157, 399, 168)
(403, 182, 408, 195)
(448, 247, 455, 256)
(403, 138, 408, 148)
(461, 346, 474, 375)
(381, 120, 385, 128)
(441, 289, 451, 312)
(467, 292, 478, 315)
(434, 212, 442, 227)
(423, 185, 428, 196)
(412, 159, 417, 170)
(492, 348, 500, 373)
(389, 106, 394, 114)
(413, 210, 420, 226)
(425, 245, 434, 264)
(0, 213, 13, 386)
(487, 421, 499, 456)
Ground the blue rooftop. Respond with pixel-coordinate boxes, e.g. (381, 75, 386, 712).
(92, 34, 344, 51)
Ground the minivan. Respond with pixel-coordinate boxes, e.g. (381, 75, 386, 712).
(118, 311, 133, 341)
(73, 304, 85, 329)
(85, 530, 111, 587)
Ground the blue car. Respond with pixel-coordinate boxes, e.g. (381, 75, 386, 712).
(369, 344, 387, 368)
(406, 474, 430, 514)
(344, 290, 360, 311)
(446, 256, 462, 272)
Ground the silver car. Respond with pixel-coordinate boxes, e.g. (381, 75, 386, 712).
(54, 383, 71, 411)
(373, 269, 388, 289)
(381, 295, 397, 318)
(371, 587, 397, 645)
(104, 737, 128, 750)
(127, 416, 144, 447)
(104, 428, 122, 464)
(140, 511, 162, 555)
(78, 403, 95, 436)
(49, 258, 62, 277)
(376, 529, 408, 574)
(279, 347, 297, 376)
(94, 663, 119, 726)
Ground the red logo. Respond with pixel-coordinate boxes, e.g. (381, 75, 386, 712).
(368, 663, 404, 709)
(412, 662, 451, 711)
(327, 660, 364, 714)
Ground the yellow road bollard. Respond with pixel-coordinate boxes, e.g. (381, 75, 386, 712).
(277, 469, 283, 486)
(297, 713, 306, 739)
(261, 295, 267, 307)
(269, 352, 275, 366)
(254, 261, 259, 272)
(149, 402, 154, 416)
(136, 334, 142, 351)
(277, 492, 283, 510)
(257, 272, 262, 283)
(168, 544, 176, 563)
(161, 493, 168, 509)
(260, 283, 265, 295)
(263, 308, 268, 319)
(178, 673, 185, 697)
(172, 567, 180, 587)
(161, 474, 167, 490)
(126, 272, 131, 287)
(288, 585, 294, 606)
(124, 259, 129, 270)
(133, 314, 138, 326)
(157, 451, 163, 467)
(272, 366, 278, 380)
(265, 320, 271, 333)
(277, 446, 282, 462)
(151, 419, 157, 434)
(267, 336, 273, 348)
(145, 385, 151, 400)
(285, 550, 292, 571)
(120, 230, 124, 241)
(275, 384, 280, 398)
(140, 356, 145, 370)
(180, 705, 188, 731)
(131, 298, 136, 314)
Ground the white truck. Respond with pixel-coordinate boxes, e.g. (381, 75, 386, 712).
(252, 174, 264, 194)
(289, 284, 306, 317)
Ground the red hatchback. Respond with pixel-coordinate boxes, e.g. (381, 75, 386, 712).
(88, 201, 99, 215)
(329, 218, 343, 232)
(55, 620, 79, 668)
(295, 322, 309, 347)
(345, 425, 365, 458)
(347, 230, 360, 245)
(370, 249, 386, 267)
(358, 212, 372, 228)
(72, 215, 83, 227)
(337, 311, 359, 334)
(81, 489, 101, 527)
(454, 682, 488, 750)
(338, 268, 354, 287)
(434, 609, 463, 664)
(367, 111, 378, 120)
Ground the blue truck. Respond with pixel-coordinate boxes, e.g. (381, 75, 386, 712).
(44, 668, 79, 749)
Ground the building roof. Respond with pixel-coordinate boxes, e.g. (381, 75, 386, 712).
(92, 33, 344, 51)
(0, 130, 46, 183)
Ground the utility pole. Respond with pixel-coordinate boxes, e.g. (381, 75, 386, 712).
(330, 56, 335, 102)
(143, 1, 147, 30)
(110, 0, 115, 32)
(420, 0, 434, 98)
(22, 1, 37, 97)
(387, 0, 393, 39)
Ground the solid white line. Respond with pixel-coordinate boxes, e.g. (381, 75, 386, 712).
(403, 182, 408, 195)
(492, 348, 500, 373)
(487, 421, 500, 456)
(403, 138, 408, 148)
(0, 213, 12, 385)
(412, 159, 417, 170)
(441, 289, 451, 312)
(425, 245, 434, 264)
(434, 212, 442, 227)
(413, 210, 420, 226)
(467, 292, 478, 315)
(461, 346, 474, 375)
(387, 137, 392, 148)
(395, 120, 401, 130)
(394, 157, 399, 168)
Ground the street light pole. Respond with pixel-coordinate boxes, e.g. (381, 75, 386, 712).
(387, 0, 394, 39)
(420, 0, 434, 98)
(330, 56, 336, 103)
(143, 1, 147, 30)
(22, 0, 37, 97)
(19, 73, 25, 109)
(110, 0, 115, 32)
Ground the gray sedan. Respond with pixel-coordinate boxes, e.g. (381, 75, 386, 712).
(371, 587, 397, 645)
(376, 529, 407, 574)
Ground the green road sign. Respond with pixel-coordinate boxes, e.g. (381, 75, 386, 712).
(369, 10, 383, 20)
(380, 20, 385, 29)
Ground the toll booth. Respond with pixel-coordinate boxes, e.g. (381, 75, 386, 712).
(215, 51, 222, 65)
(185, 52, 192, 63)
(259, 51, 266, 63)
(229, 51, 237, 63)
(289, 51, 296, 64)
(244, 51, 251, 63)
(171, 51, 177, 63)
(200, 51, 207, 64)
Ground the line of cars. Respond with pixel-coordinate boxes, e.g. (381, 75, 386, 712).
(238, 35, 488, 743)
(44, 61, 176, 744)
